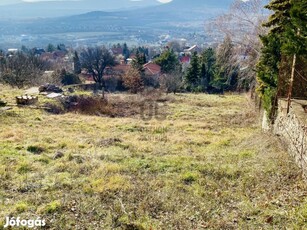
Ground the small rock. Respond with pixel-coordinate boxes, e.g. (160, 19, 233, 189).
(53, 151, 64, 159)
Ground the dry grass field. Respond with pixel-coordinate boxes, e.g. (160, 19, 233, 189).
(0, 86, 306, 229)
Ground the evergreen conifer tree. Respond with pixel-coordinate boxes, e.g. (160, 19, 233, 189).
(201, 48, 216, 92)
(154, 49, 180, 74)
(73, 51, 81, 74)
(257, 0, 294, 117)
(184, 52, 201, 92)
(131, 50, 146, 75)
(123, 43, 130, 60)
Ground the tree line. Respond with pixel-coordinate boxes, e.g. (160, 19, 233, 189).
(256, 0, 307, 119)
(0, 39, 245, 95)
(153, 36, 241, 94)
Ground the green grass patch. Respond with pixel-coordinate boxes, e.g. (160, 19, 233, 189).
(0, 87, 305, 229)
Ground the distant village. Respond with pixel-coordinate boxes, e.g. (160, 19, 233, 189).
(4, 42, 203, 84)
(1, 31, 253, 97)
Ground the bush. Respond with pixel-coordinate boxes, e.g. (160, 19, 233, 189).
(60, 70, 81, 85)
(45, 101, 66, 114)
(159, 72, 182, 94)
(104, 75, 124, 92)
(45, 95, 115, 116)
(64, 95, 110, 115)
(44, 200, 62, 214)
(143, 75, 159, 88)
(0, 52, 45, 88)
(192, 85, 204, 93)
(123, 67, 144, 94)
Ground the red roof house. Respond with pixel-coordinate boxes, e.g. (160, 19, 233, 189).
(143, 62, 161, 76)
(180, 56, 191, 63)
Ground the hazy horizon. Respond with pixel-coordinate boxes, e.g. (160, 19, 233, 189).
(0, 0, 172, 7)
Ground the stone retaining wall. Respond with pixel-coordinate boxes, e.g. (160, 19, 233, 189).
(273, 99, 307, 177)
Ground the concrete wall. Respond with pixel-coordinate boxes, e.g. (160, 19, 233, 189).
(272, 99, 307, 177)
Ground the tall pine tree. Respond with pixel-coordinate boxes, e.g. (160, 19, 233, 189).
(201, 48, 216, 92)
(131, 50, 146, 75)
(281, 0, 307, 56)
(257, 0, 292, 118)
(73, 51, 81, 74)
(184, 52, 201, 92)
(154, 49, 180, 74)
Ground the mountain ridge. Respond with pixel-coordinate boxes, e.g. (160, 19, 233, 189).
(0, 0, 235, 47)
(0, 0, 162, 19)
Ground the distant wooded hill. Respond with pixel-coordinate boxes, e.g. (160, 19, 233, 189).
(0, 0, 161, 18)
(0, 0, 234, 35)
(0, 0, 233, 19)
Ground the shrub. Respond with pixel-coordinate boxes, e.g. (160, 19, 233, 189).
(59, 69, 81, 85)
(61, 72, 81, 86)
(44, 200, 62, 214)
(0, 51, 45, 88)
(63, 95, 111, 115)
(181, 172, 199, 185)
(15, 202, 29, 213)
(45, 95, 115, 116)
(104, 75, 124, 92)
(45, 101, 66, 114)
(159, 72, 182, 94)
(123, 67, 144, 94)
(143, 75, 159, 88)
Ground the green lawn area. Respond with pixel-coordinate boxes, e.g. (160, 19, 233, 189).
(0, 89, 306, 229)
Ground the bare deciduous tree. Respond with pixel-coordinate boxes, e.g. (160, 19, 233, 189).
(0, 52, 45, 88)
(208, 0, 269, 91)
(80, 46, 115, 89)
(159, 71, 182, 94)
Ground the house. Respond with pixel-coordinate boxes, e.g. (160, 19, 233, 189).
(126, 54, 137, 64)
(105, 64, 130, 76)
(179, 55, 191, 64)
(40, 52, 54, 61)
(8, 48, 18, 53)
(111, 47, 123, 56)
(7, 49, 18, 56)
(53, 50, 67, 59)
(143, 62, 161, 76)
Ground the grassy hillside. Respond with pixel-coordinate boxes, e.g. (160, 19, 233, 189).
(0, 87, 306, 229)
